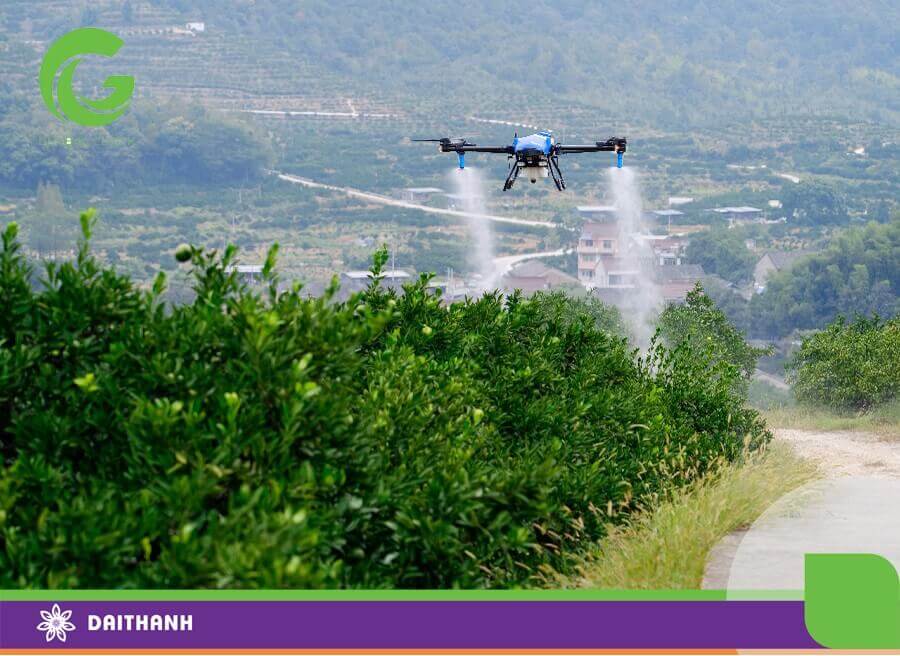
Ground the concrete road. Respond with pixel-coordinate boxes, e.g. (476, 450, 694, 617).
(703, 429, 900, 593)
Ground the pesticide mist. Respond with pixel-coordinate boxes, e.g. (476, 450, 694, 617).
(449, 167, 497, 292)
(607, 166, 663, 346)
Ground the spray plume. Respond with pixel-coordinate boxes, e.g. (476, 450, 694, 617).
(449, 167, 497, 292)
(606, 166, 663, 346)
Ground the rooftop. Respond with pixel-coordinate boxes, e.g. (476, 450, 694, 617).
(580, 222, 620, 239)
(762, 250, 814, 270)
(654, 264, 705, 283)
(404, 187, 444, 193)
(652, 209, 685, 217)
(712, 206, 763, 214)
(576, 205, 618, 213)
(342, 270, 412, 280)
(507, 260, 579, 286)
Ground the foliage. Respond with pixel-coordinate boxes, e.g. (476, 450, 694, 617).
(25, 182, 71, 257)
(746, 379, 794, 411)
(0, 214, 768, 588)
(142, 0, 899, 127)
(530, 291, 626, 337)
(685, 228, 756, 284)
(0, 102, 273, 191)
(781, 181, 849, 226)
(750, 220, 900, 338)
(786, 314, 900, 411)
(659, 284, 770, 389)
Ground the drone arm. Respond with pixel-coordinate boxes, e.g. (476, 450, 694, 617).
(557, 137, 627, 155)
(556, 145, 613, 153)
(449, 145, 514, 154)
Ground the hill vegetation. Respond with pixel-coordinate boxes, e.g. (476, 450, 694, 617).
(0, 213, 768, 588)
(0, 102, 273, 191)
(787, 314, 899, 411)
(144, 0, 899, 127)
(749, 219, 900, 337)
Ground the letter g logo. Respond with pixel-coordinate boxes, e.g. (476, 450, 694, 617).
(39, 28, 134, 127)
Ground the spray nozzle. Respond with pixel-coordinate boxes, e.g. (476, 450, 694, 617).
(457, 152, 465, 169)
(617, 151, 624, 168)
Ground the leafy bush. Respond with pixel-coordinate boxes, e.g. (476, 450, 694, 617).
(750, 220, 900, 338)
(685, 227, 756, 284)
(787, 315, 900, 410)
(658, 284, 771, 392)
(0, 213, 768, 588)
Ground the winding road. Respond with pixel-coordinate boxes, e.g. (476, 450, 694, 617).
(703, 428, 900, 591)
(274, 172, 560, 229)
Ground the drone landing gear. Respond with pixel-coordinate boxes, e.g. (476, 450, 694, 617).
(548, 155, 566, 191)
(502, 160, 520, 191)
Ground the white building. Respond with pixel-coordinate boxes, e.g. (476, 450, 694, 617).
(401, 187, 443, 202)
(711, 206, 764, 225)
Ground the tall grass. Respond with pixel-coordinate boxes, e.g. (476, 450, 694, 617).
(762, 399, 900, 437)
(566, 443, 817, 589)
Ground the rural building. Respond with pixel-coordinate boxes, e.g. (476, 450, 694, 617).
(340, 269, 412, 295)
(651, 208, 685, 230)
(652, 264, 705, 304)
(711, 206, 764, 225)
(400, 187, 443, 203)
(643, 233, 689, 267)
(575, 205, 618, 221)
(753, 251, 813, 293)
(501, 260, 580, 294)
(186, 22, 206, 32)
(444, 193, 479, 210)
(577, 222, 621, 286)
(226, 264, 263, 284)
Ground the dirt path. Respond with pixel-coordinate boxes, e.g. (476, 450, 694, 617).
(776, 428, 900, 478)
(702, 428, 900, 590)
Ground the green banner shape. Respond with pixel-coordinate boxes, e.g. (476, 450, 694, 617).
(805, 553, 900, 649)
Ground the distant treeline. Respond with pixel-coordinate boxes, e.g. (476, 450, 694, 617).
(707, 219, 900, 339)
(0, 98, 273, 191)
(144, 0, 898, 126)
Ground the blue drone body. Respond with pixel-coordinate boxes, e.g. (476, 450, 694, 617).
(414, 131, 626, 190)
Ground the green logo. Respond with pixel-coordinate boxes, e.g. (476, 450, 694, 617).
(39, 28, 134, 127)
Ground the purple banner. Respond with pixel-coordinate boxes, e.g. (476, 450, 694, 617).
(0, 601, 821, 650)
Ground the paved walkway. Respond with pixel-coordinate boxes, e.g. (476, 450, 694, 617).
(703, 429, 900, 592)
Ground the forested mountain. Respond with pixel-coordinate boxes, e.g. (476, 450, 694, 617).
(114, 0, 900, 126)
(1, 1, 898, 127)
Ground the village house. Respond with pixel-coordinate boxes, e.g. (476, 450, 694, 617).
(340, 269, 412, 297)
(501, 260, 580, 295)
(575, 205, 618, 222)
(226, 264, 264, 285)
(400, 187, 443, 203)
(711, 206, 764, 226)
(577, 222, 621, 287)
(753, 250, 813, 293)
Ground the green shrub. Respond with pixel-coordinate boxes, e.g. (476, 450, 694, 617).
(658, 284, 771, 393)
(787, 314, 900, 411)
(0, 213, 768, 588)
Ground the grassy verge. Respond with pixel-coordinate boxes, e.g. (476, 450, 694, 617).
(761, 399, 900, 437)
(564, 443, 817, 589)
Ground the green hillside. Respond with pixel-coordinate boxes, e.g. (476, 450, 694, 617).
(1, 0, 898, 127)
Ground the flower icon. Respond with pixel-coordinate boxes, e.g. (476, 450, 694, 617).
(36, 604, 75, 643)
